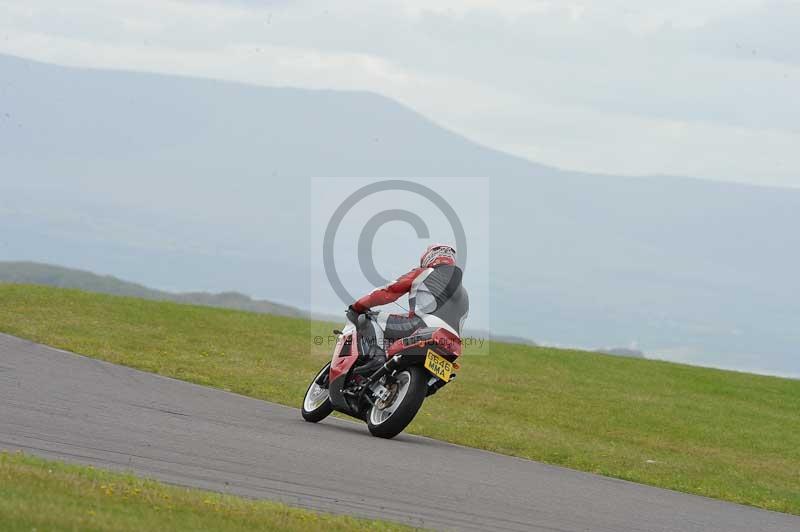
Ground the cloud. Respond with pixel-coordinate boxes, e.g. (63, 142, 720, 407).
(691, 0, 800, 66)
(1, 0, 797, 185)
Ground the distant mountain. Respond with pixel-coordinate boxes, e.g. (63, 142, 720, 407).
(2, 54, 799, 376)
(595, 348, 646, 359)
(0, 261, 532, 343)
(0, 262, 305, 318)
(472, 330, 538, 347)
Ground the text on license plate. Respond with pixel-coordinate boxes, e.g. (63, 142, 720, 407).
(424, 349, 454, 382)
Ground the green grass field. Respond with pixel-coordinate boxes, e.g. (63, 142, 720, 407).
(0, 451, 411, 531)
(1, 284, 799, 515)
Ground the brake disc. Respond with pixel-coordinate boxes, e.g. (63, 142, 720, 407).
(375, 382, 399, 410)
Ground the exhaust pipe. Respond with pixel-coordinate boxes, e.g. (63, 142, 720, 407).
(365, 354, 403, 384)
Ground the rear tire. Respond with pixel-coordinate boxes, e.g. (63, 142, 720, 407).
(302, 363, 333, 423)
(367, 366, 428, 439)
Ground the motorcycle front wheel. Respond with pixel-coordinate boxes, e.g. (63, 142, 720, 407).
(367, 366, 428, 439)
(302, 362, 334, 423)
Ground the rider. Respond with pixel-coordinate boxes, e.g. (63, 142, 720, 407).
(346, 244, 469, 375)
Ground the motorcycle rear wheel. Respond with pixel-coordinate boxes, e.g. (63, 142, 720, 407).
(367, 366, 427, 439)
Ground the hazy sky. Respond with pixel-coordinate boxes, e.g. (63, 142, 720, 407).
(2, 0, 798, 186)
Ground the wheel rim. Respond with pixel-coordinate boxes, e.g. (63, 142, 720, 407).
(303, 367, 330, 412)
(369, 370, 411, 426)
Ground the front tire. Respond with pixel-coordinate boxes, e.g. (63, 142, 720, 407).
(367, 366, 428, 439)
(302, 363, 333, 423)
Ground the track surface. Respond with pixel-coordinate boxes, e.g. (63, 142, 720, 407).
(1, 334, 797, 531)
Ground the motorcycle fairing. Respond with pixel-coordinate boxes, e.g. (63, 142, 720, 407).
(386, 326, 462, 359)
(327, 321, 360, 413)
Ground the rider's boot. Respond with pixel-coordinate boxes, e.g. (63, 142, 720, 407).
(353, 345, 387, 376)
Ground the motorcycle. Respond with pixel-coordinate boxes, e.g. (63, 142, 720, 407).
(301, 310, 462, 439)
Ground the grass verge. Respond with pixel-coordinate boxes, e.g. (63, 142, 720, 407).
(0, 451, 412, 531)
(1, 284, 799, 514)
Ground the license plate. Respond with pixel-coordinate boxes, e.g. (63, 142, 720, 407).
(424, 349, 454, 382)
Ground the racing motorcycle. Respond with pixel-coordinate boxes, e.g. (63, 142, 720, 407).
(301, 310, 462, 439)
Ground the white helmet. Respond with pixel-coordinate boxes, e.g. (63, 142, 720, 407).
(420, 244, 456, 268)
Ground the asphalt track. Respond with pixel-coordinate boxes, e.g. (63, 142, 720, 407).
(1, 333, 798, 531)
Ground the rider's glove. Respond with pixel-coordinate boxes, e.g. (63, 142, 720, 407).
(346, 304, 364, 324)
